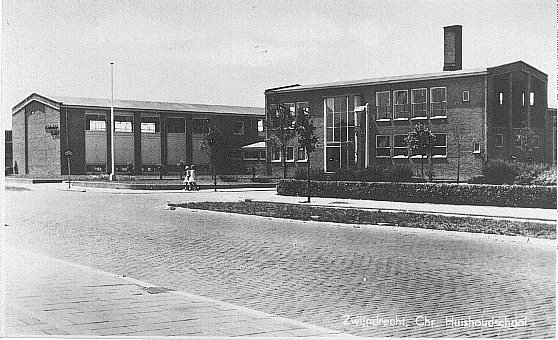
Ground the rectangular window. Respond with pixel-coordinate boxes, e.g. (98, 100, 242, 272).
(522, 93, 525, 106)
(270, 146, 281, 162)
(259, 150, 266, 160)
(432, 133, 447, 157)
(376, 135, 391, 158)
(530, 92, 535, 106)
(285, 103, 296, 128)
(411, 88, 427, 119)
(430, 87, 447, 118)
(243, 150, 260, 160)
(473, 142, 481, 153)
(297, 146, 307, 161)
(376, 91, 392, 120)
(257, 119, 264, 132)
(114, 115, 133, 132)
(514, 135, 522, 147)
(393, 90, 409, 119)
(496, 134, 504, 148)
(325, 96, 360, 171)
(285, 146, 295, 162)
(85, 114, 106, 131)
(393, 134, 408, 157)
(140, 116, 159, 133)
(232, 121, 244, 135)
(192, 118, 209, 134)
(499, 92, 504, 105)
(167, 117, 185, 133)
(463, 91, 470, 102)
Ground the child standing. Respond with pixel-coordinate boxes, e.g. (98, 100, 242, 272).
(187, 164, 197, 191)
(183, 166, 190, 190)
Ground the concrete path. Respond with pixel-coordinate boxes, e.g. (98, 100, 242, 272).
(1, 247, 354, 338)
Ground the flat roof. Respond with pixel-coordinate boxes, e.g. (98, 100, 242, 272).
(265, 68, 488, 93)
(13, 93, 264, 116)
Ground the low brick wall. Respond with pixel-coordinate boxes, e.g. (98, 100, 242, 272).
(277, 179, 557, 209)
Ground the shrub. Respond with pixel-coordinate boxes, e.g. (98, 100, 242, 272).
(294, 169, 328, 181)
(483, 160, 518, 185)
(514, 163, 552, 185)
(533, 168, 557, 186)
(277, 179, 557, 209)
(250, 176, 272, 183)
(330, 168, 358, 181)
(468, 175, 485, 184)
(358, 165, 385, 182)
(385, 164, 413, 182)
(219, 175, 238, 182)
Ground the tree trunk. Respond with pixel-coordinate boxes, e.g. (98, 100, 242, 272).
(428, 153, 433, 182)
(281, 144, 287, 179)
(306, 150, 311, 203)
(421, 155, 424, 178)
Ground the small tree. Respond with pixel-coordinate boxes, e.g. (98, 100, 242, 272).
(295, 106, 319, 203)
(267, 99, 296, 178)
(199, 124, 224, 191)
(407, 123, 436, 181)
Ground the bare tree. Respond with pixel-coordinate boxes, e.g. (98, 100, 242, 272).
(295, 106, 319, 203)
(407, 123, 437, 182)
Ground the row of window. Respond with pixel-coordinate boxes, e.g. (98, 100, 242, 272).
(496, 133, 541, 148)
(85, 114, 246, 135)
(269, 146, 308, 162)
(498, 91, 535, 106)
(376, 133, 448, 158)
(375, 87, 459, 121)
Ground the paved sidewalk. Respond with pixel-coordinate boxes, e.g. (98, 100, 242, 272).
(1, 247, 355, 338)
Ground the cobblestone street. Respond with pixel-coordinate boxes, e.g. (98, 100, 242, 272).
(3, 185, 556, 338)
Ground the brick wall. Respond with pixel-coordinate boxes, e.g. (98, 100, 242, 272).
(24, 102, 62, 176)
(12, 109, 25, 174)
(266, 74, 487, 181)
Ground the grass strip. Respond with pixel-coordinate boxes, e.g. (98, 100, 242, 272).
(173, 201, 555, 240)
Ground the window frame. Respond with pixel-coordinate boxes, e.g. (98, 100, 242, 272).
(462, 90, 470, 102)
(376, 135, 391, 158)
(270, 145, 281, 162)
(257, 119, 265, 132)
(232, 121, 245, 135)
(140, 116, 160, 133)
(473, 142, 481, 154)
(393, 90, 410, 120)
(375, 91, 392, 121)
(285, 146, 295, 162)
(432, 133, 447, 158)
(114, 115, 134, 132)
(297, 146, 308, 162)
(430, 87, 447, 118)
(411, 88, 428, 119)
(393, 134, 409, 158)
(496, 134, 504, 148)
(167, 117, 186, 134)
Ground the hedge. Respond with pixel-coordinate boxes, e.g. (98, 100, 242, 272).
(277, 180, 557, 209)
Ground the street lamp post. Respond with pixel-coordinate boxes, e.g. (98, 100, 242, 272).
(109, 62, 116, 181)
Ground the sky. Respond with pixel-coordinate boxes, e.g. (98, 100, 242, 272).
(1, 0, 556, 130)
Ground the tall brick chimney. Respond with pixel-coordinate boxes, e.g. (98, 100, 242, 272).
(443, 25, 462, 71)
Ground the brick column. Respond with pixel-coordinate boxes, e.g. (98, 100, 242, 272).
(133, 112, 141, 174)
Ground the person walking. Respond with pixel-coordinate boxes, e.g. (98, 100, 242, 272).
(187, 164, 197, 191)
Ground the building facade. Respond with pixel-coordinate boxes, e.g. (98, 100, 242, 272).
(5, 130, 13, 174)
(12, 94, 264, 177)
(264, 26, 553, 180)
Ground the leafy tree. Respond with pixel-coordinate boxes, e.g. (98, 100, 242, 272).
(266, 99, 296, 178)
(407, 123, 437, 182)
(295, 106, 319, 203)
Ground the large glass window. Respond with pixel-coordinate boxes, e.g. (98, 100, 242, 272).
(376, 135, 390, 158)
(430, 87, 447, 118)
(411, 88, 427, 118)
(167, 117, 185, 133)
(432, 133, 447, 157)
(393, 134, 408, 157)
(114, 115, 133, 132)
(393, 90, 409, 119)
(376, 91, 391, 120)
(141, 116, 160, 133)
(324, 95, 360, 171)
(86, 113, 106, 131)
